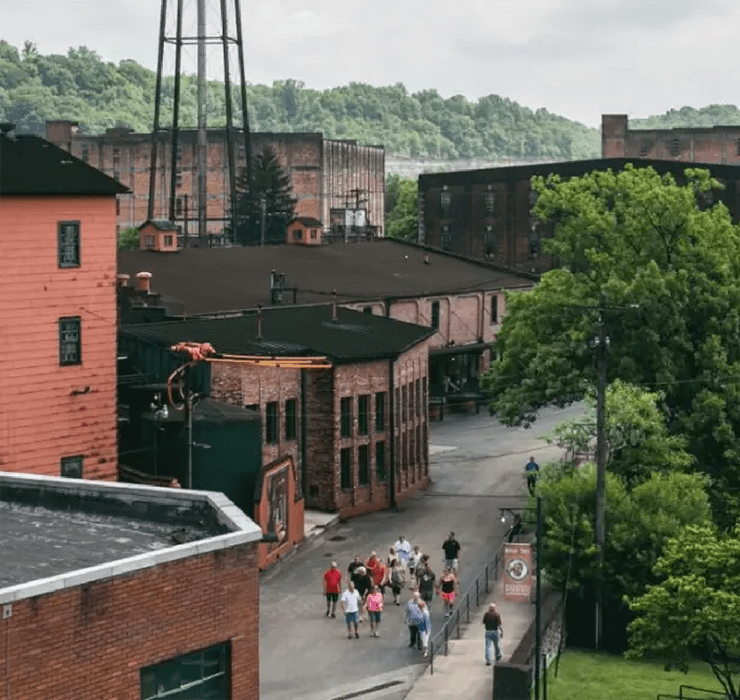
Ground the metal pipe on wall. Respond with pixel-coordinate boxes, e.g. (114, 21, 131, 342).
(196, 0, 208, 241)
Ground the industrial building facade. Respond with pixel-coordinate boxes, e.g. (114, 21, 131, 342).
(602, 114, 740, 164)
(45, 120, 385, 241)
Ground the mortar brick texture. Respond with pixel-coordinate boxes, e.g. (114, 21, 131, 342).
(0, 542, 260, 700)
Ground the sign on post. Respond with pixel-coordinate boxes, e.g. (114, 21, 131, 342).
(503, 542, 533, 602)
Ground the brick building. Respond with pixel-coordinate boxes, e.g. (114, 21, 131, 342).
(602, 113, 740, 164)
(45, 120, 385, 241)
(121, 305, 434, 518)
(418, 158, 740, 274)
(118, 239, 536, 413)
(0, 471, 262, 700)
(0, 125, 126, 479)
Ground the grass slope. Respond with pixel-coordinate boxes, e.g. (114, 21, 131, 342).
(544, 649, 726, 700)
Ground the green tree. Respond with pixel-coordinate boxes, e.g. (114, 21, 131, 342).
(232, 147, 296, 246)
(385, 177, 417, 240)
(118, 226, 140, 251)
(542, 380, 693, 485)
(627, 524, 740, 699)
(482, 165, 740, 525)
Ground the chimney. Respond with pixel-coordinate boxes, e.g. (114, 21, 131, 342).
(257, 305, 263, 341)
(135, 271, 152, 293)
(331, 290, 338, 322)
(116, 273, 131, 287)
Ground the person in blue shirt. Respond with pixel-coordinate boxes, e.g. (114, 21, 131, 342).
(525, 456, 539, 495)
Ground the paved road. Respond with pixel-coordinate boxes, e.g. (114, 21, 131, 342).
(259, 404, 582, 700)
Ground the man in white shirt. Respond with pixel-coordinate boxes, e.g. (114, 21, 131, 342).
(394, 535, 412, 572)
(340, 580, 363, 639)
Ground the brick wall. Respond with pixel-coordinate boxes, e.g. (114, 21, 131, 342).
(0, 196, 118, 479)
(0, 543, 260, 700)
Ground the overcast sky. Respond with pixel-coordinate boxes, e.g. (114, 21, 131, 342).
(1, 0, 738, 128)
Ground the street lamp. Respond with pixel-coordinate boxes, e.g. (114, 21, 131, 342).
(500, 496, 544, 700)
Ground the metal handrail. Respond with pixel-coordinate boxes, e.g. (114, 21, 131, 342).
(427, 535, 509, 674)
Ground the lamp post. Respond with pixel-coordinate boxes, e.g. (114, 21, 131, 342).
(500, 496, 544, 700)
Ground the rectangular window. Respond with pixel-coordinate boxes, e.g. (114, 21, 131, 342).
(441, 225, 452, 251)
(144, 235, 155, 249)
(402, 384, 408, 424)
(491, 295, 498, 324)
(140, 643, 230, 700)
(358, 395, 369, 435)
(311, 229, 318, 239)
(485, 189, 496, 216)
(285, 399, 297, 440)
(59, 316, 81, 366)
(61, 455, 83, 478)
(294, 229, 303, 240)
(58, 221, 80, 267)
(431, 301, 440, 330)
(340, 397, 352, 438)
(670, 138, 680, 156)
(363, 306, 373, 314)
(415, 379, 422, 418)
(375, 392, 386, 432)
(375, 441, 386, 480)
(358, 444, 369, 485)
(81, 146, 89, 163)
(266, 401, 279, 444)
(340, 447, 352, 488)
(164, 234, 173, 247)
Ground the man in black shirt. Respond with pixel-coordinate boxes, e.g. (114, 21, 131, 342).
(351, 565, 373, 622)
(417, 562, 436, 603)
(442, 532, 461, 573)
(482, 603, 503, 665)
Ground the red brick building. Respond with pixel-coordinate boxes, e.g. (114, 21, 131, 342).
(121, 305, 434, 518)
(0, 470, 262, 700)
(602, 113, 740, 164)
(45, 120, 385, 241)
(0, 125, 126, 479)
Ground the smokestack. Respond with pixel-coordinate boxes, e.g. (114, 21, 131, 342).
(331, 290, 338, 322)
(116, 273, 131, 287)
(257, 305, 263, 341)
(135, 271, 152, 293)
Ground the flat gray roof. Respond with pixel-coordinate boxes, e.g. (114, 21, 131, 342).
(0, 472, 262, 603)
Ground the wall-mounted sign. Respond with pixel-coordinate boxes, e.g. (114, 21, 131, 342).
(503, 542, 532, 602)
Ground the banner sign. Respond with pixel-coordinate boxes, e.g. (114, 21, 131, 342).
(503, 542, 533, 602)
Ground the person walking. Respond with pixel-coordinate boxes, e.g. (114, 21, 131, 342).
(388, 558, 405, 605)
(352, 566, 373, 621)
(525, 456, 540, 495)
(417, 599, 432, 657)
(348, 554, 363, 578)
(405, 592, 424, 650)
(322, 561, 342, 618)
(483, 603, 504, 665)
(442, 532, 461, 573)
(340, 580, 363, 640)
(368, 553, 387, 598)
(437, 567, 457, 618)
(408, 545, 423, 588)
(418, 561, 436, 605)
(364, 585, 384, 637)
(415, 554, 430, 590)
(394, 535, 411, 572)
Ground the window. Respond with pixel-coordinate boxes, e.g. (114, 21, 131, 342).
(145, 235, 155, 249)
(340, 397, 352, 437)
(266, 401, 279, 444)
(358, 444, 369, 485)
(402, 384, 408, 424)
(491, 295, 498, 324)
(58, 221, 80, 267)
(285, 399, 297, 440)
(484, 225, 496, 259)
(441, 225, 452, 251)
(485, 186, 496, 216)
(81, 145, 89, 163)
(59, 317, 81, 365)
(340, 448, 352, 488)
(415, 379, 422, 418)
(358, 395, 369, 435)
(61, 455, 83, 478)
(375, 392, 386, 432)
(440, 186, 451, 217)
(175, 170, 183, 188)
(670, 138, 680, 156)
(294, 229, 303, 240)
(311, 229, 318, 239)
(140, 643, 230, 700)
(430, 301, 440, 330)
(363, 306, 373, 314)
(422, 376, 428, 411)
(640, 140, 650, 156)
(163, 234, 173, 247)
(736, 138, 740, 157)
(375, 441, 386, 480)
(176, 196, 183, 215)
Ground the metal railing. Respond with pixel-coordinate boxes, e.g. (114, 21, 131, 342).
(428, 537, 509, 675)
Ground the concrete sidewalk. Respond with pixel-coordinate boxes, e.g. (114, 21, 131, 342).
(405, 579, 534, 700)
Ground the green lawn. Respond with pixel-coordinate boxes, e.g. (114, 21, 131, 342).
(543, 649, 727, 700)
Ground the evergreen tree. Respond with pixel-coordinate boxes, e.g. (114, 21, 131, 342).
(232, 147, 296, 246)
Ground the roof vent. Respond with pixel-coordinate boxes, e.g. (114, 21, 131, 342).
(135, 271, 152, 293)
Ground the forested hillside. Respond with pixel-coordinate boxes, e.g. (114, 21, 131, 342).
(631, 104, 740, 128)
(0, 40, 599, 160)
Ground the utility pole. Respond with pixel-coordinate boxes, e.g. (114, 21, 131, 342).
(594, 312, 608, 650)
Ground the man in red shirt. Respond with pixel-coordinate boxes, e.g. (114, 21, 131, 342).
(366, 551, 386, 597)
(323, 562, 342, 618)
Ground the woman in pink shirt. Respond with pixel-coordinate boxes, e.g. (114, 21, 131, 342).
(364, 585, 385, 637)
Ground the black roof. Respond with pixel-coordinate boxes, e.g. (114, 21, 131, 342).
(119, 238, 534, 315)
(292, 216, 324, 227)
(122, 304, 435, 363)
(418, 157, 740, 187)
(0, 132, 129, 196)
